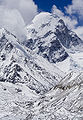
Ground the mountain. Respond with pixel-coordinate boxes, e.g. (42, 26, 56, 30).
(25, 12, 83, 73)
(0, 12, 83, 120)
(0, 28, 64, 94)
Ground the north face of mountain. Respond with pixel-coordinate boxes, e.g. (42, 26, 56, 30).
(55, 19, 82, 48)
(25, 12, 82, 64)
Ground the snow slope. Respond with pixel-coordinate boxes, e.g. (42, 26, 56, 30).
(0, 72, 83, 120)
(32, 72, 83, 120)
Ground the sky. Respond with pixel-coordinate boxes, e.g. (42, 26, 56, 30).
(33, 0, 72, 13)
(0, 0, 83, 40)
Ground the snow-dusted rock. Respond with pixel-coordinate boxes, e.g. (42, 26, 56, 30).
(0, 28, 64, 94)
(25, 12, 82, 65)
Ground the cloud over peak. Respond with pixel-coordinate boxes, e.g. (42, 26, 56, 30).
(52, 1, 83, 40)
(52, 5, 78, 29)
(66, 0, 83, 19)
(1, 0, 38, 24)
(0, 0, 38, 40)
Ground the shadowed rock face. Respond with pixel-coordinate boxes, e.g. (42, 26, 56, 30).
(36, 39, 69, 63)
(55, 19, 82, 48)
(25, 37, 69, 63)
(25, 13, 82, 64)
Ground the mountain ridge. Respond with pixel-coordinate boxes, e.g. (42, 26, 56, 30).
(0, 12, 83, 120)
(0, 27, 64, 94)
(25, 12, 83, 70)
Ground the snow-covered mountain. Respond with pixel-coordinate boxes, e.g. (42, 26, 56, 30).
(0, 28, 64, 94)
(25, 12, 83, 73)
(0, 12, 83, 120)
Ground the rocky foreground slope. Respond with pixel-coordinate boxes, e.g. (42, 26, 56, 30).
(0, 72, 83, 120)
(0, 12, 83, 120)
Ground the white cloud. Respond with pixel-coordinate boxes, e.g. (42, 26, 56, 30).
(1, 0, 38, 24)
(52, 5, 64, 17)
(52, 5, 83, 40)
(0, 6, 26, 40)
(65, 0, 83, 39)
(52, 5, 78, 29)
(73, 26, 83, 40)
(0, 0, 38, 40)
(65, 0, 83, 19)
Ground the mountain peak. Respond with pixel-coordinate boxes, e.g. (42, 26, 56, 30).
(30, 12, 60, 30)
(32, 12, 51, 23)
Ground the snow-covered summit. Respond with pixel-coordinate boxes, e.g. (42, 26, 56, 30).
(26, 12, 69, 63)
(25, 12, 83, 73)
(27, 12, 60, 37)
(32, 12, 52, 23)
